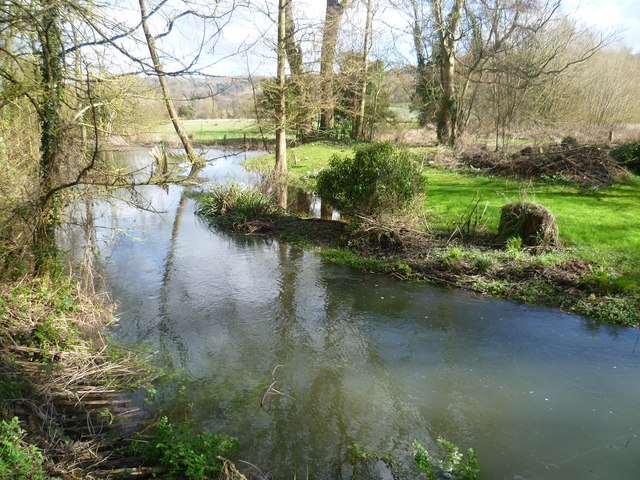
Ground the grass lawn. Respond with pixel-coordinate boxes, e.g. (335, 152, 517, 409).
(243, 143, 355, 188)
(155, 119, 272, 143)
(424, 168, 640, 277)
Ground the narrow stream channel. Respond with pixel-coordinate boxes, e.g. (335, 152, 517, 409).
(65, 149, 640, 479)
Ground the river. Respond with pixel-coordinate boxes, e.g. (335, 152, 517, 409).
(64, 148, 640, 479)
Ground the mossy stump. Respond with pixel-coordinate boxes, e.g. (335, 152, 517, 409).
(499, 202, 560, 250)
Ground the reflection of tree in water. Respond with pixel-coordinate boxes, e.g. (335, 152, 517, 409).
(158, 192, 190, 369)
(320, 199, 333, 220)
(156, 163, 208, 370)
(252, 244, 436, 476)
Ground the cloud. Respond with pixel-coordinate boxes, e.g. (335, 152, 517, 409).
(563, 0, 640, 52)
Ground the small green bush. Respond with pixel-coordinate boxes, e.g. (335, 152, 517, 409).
(315, 142, 426, 215)
(134, 417, 238, 480)
(473, 255, 494, 273)
(319, 248, 388, 273)
(579, 267, 638, 295)
(440, 246, 464, 268)
(413, 438, 480, 480)
(572, 299, 640, 327)
(505, 236, 522, 255)
(560, 136, 579, 149)
(0, 417, 52, 480)
(610, 141, 640, 175)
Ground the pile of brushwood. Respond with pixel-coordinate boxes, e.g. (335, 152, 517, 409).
(459, 143, 629, 187)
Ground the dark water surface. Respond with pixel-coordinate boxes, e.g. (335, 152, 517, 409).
(69, 149, 640, 479)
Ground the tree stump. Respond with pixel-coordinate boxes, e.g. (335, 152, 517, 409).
(498, 202, 560, 250)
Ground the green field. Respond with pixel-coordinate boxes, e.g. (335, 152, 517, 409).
(246, 144, 640, 279)
(423, 168, 640, 274)
(243, 143, 354, 187)
(156, 119, 272, 143)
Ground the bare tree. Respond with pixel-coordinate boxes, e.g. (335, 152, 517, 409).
(319, 0, 353, 131)
(400, 0, 608, 147)
(431, 0, 464, 146)
(275, 0, 288, 177)
(283, 0, 314, 140)
(138, 0, 200, 164)
(352, 0, 374, 140)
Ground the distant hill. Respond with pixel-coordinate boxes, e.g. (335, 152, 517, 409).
(143, 75, 258, 119)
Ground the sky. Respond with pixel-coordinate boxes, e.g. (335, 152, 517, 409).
(562, 0, 640, 52)
(99, 0, 640, 78)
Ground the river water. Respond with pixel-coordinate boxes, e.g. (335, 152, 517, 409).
(67, 149, 640, 479)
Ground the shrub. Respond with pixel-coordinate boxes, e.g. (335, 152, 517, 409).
(440, 246, 464, 268)
(315, 142, 426, 216)
(610, 141, 640, 175)
(560, 136, 579, 149)
(413, 438, 480, 480)
(505, 236, 522, 255)
(571, 299, 640, 327)
(0, 417, 52, 480)
(473, 255, 494, 273)
(134, 417, 238, 480)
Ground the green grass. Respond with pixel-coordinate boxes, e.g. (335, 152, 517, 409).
(243, 143, 356, 188)
(155, 119, 271, 143)
(423, 168, 640, 277)
(191, 183, 282, 231)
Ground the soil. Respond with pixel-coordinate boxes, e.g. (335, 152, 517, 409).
(458, 144, 629, 187)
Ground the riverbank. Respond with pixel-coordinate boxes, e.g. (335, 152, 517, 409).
(0, 271, 248, 479)
(0, 273, 156, 478)
(238, 143, 640, 327)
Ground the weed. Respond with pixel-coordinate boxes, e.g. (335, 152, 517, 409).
(579, 267, 638, 295)
(413, 438, 479, 480)
(535, 252, 562, 265)
(0, 417, 55, 480)
(132, 416, 238, 480)
(560, 136, 580, 149)
(472, 255, 494, 273)
(571, 299, 640, 327)
(0, 373, 30, 405)
(279, 232, 315, 249)
(512, 278, 561, 303)
(610, 141, 640, 174)
(2, 277, 83, 354)
(440, 246, 464, 268)
(539, 173, 575, 186)
(319, 248, 388, 274)
(471, 279, 509, 296)
(505, 236, 522, 255)
(194, 183, 282, 231)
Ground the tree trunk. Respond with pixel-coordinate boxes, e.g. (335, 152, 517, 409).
(431, 0, 463, 147)
(274, 0, 287, 178)
(319, 0, 351, 131)
(34, 2, 65, 267)
(284, 0, 312, 141)
(352, 0, 373, 140)
(138, 0, 200, 164)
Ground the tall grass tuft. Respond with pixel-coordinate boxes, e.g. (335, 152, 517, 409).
(195, 183, 282, 231)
